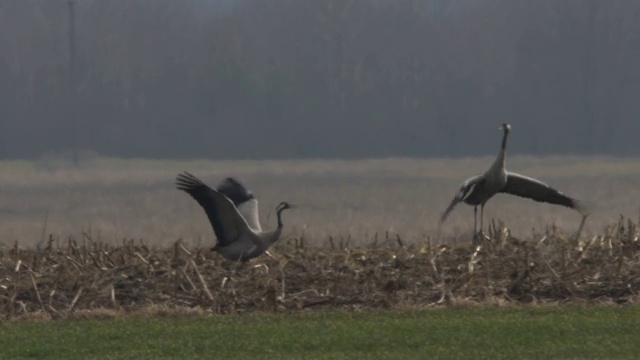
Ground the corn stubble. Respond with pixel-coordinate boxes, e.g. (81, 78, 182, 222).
(0, 217, 638, 321)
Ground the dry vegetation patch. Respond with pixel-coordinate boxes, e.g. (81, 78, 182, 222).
(1, 218, 638, 321)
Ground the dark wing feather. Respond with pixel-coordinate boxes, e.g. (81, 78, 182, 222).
(176, 172, 250, 246)
(500, 172, 587, 214)
(217, 177, 255, 206)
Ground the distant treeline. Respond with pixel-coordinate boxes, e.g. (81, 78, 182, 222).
(0, 0, 638, 160)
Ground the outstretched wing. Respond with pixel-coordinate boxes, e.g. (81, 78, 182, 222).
(441, 175, 483, 223)
(217, 177, 254, 205)
(500, 172, 588, 214)
(176, 172, 252, 246)
(237, 199, 262, 232)
(217, 177, 262, 232)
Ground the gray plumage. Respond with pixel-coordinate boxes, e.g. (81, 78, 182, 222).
(441, 123, 588, 235)
(176, 172, 294, 262)
(217, 177, 262, 232)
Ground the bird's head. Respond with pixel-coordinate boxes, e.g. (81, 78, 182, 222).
(276, 201, 296, 212)
(499, 123, 511, 133)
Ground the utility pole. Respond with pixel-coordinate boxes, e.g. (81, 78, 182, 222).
(68, 0, 79, 166)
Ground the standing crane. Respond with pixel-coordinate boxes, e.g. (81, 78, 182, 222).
(440, 123, 588, 240)
(176, 172, 295, 262)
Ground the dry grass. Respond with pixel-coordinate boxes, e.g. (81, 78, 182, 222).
(0, 156, 639, 248)
(0, 216, 638, 321)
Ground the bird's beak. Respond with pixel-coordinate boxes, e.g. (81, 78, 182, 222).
(288, 204, 298, 209)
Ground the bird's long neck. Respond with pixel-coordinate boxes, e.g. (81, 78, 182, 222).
(501, 127, 509, 152)
(260, 208, 286, 250)
(489, 128, 509, 175)
(276, 206, 286, 229)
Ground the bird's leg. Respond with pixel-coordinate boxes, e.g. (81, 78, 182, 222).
(221, 258, 245, 290)
(473, 206, 478, 235)
(473, 206, 479, 245)
(473, 204, 489, 245)
(478, 203, 489, 242)
(480, 203, 484, 234)
(231, 258, 246, 276)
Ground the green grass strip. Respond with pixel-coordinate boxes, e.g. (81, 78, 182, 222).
(0, 306, 638, 359)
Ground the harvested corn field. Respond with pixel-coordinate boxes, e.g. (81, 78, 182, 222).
(1, 217, 638, 321)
